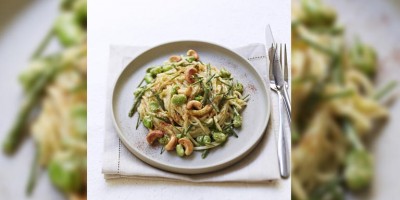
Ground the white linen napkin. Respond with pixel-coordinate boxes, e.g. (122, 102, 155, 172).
(102, 44, 286, 182)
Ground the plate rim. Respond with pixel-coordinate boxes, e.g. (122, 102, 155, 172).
(110, 40, 271, 174)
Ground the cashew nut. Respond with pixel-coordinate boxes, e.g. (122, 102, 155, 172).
(189, 105, 212, 116)
(146, 130, 164, 144)
(186, 100, 202, 110)
(169, 55, 182, 62)
(185, 67, 198, 84)
(178, 138, 194, 156)
(186, 49, 199, 60)
(164, 135, 178, 151)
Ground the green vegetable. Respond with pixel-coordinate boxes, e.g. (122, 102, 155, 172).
(219, 68, 231, 78)
(350, 39, 377, 77)
(3, 57, 60, 155)
(143, 115, 153, 129)
(48, 153, 83, 193)
(26, 150, 40, 195)
(176, 144, 184, 157)
(233, 115, 242, 128)
(201, 149, 210, 159)
(171, 94, 187, 105)
(150, 66, 163, 76)
(194, 95, 203, 102)
(133, 87, 144, 97)
(162, 65, 173, 72)
(203, 135, 211, 144)
(310, 178, 344, 200)
(176, 134, 183, 139)
(300, 0, 336, 26)
(144, 73, 154, 83)
(158, 135, 169, 145)
(186, 57, 196, 63)
(234, 82, 244, 93)
(196, 136, 204, 144)
(149, 101, 159, 112)
(344, 150, 373, 191)
(171, 85, 179, 95)
(73, 0, 87, 27)
(212, 132, 227, 143)
(54, 12, 84, 47)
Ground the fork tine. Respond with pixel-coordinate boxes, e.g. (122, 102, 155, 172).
(284, 44, 288, 82)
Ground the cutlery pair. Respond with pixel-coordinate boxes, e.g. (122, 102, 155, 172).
(266, 25, 291, 178)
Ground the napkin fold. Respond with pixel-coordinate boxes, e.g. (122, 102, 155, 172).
(102, 44, 285, 182)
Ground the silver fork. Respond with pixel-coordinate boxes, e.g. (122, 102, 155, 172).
(269, 43, 290, 179)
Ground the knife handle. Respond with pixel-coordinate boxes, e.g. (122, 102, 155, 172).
(281, 86, 291, 123)
(277, 92, 290, 178)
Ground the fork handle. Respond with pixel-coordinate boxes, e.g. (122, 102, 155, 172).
(277, 92, 290, 178)
(281, 86, 291, 123)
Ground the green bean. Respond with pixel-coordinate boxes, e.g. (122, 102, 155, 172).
(171, 94, 187, 105)
(149, 101, 159, 112)
(48, 153, 83, 193)
(3, 58, 60, 155)
(194, 95, 203, 102)
(143, 115, 153, 129)
(232, 115, 242, 128)
(176, 144, 184, 157)
(350, 39, 377, 77)
(234, 82, 243, 93)
(158, 135, 169, 145)
(171, 85, 179, 95)
(203, 135, 211, 144)
(219, 68, 231, 78)
(196, 136, 204, 144)
(212, 132, 227, 143)
(162, 65, 173, 72)
(150, 66, 163, 76)
(133, 87, 144, 97)
(73, 0, 87, 27)
(344, 150, 373, 191)
(128, 87, 147, 117)
(54, 12, 84, 47)
(144, 73, 154, 83)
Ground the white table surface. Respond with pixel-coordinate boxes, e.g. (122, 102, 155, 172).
(87, 0, 291, 200)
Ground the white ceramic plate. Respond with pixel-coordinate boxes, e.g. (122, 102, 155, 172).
(111, 41, 270, 174)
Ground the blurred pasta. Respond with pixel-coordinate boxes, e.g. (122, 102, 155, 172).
(292, 0, 396, 199)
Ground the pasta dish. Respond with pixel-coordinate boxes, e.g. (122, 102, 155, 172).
(129, 50, 248, 158)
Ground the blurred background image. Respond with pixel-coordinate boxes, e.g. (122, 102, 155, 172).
(292, 0, 400, 199)
(0, 0, 86, 199)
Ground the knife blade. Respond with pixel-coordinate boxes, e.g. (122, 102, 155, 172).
(271, 45, 285, 89)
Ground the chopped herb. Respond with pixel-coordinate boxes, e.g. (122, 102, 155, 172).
(154, 116, 171, 124)
(135, 115, 141, 130)
(201, 149, 210, 159)
(160, 146, 165, 154)
(154, 93, 166, 110)
(206, 74, 216, 84)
